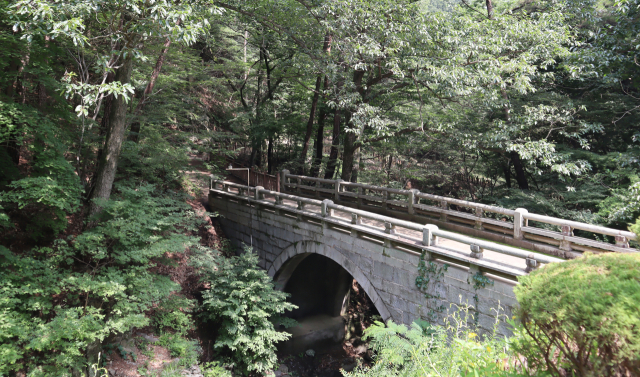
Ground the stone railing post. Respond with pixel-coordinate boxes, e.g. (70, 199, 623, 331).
(408, 189, 418, 215)
(296, 177, 302, 194)
(470, 244, 483, 259)
(384, 222, 396, 235)
(559, 224, 573, 252)
(422, 224, 439, 247)
(254, 186, 264, 201)
(440, 200, 448, 222)
(383, 190, 389, 210)
(350, 214, 361, 237)
(525, 254, 538, 273)
(280, 170, 289, 193)
(335, 179, 344, 202)
(357, 187, 363, 208)
(514, 208, 528, 240)
(321, 199, 334, 217)
(474, 208, 484, 230)
(209, 175, 214, 190)
(615, 235, 629, 248)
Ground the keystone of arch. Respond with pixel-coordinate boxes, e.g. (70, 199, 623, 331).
(268, 240, 392, 322)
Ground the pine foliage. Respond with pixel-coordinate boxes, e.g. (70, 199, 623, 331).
(198, 248, 296, 375)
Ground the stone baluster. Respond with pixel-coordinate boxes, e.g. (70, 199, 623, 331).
(350, 214, 362, 237)
(321, 199, 334, 217)
(474, 208, 484, 230)
(315, 179, 321, 198)
(296, 177, 302, 194)
(255, 186, 264, 201)
(384, 222, 396, 235)
(408, 190, 418, 215)
(383, 190, 389, 210)
(615, 235, 629, 248)
(440, 200, 448, 222)
(280, 170, 289, 193)
(525, 254, 538, 273)
(422, 224, 439, 247)
(335, 180, 343, 202)
(559, 224, 573, 252)
(357, 187, 363, 208)
(469, 244, 483, 259)
(514, 208, 528, 240)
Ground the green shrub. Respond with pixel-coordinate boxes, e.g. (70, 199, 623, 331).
(0, 183, 208, 375)
(344, 303, 527, 377)
(201, 361, 232, 377)
(157, 334, 201, 367)
(197, 248, 296, 376)
(153, 295, 197, 335)
(513, 252, 640, 376)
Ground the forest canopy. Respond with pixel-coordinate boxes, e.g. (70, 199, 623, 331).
(0, 0, 639, 375)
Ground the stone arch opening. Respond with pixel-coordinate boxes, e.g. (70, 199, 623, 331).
(271, 242, 389, 354)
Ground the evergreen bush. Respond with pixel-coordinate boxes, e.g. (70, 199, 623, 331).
(198, 248, 296, 376)
(513, 252, 640, 376)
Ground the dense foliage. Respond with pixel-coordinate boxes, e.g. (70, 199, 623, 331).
(1, 0, 639, 374)
(513, 252, 640, 376)
(197, 249, 296, 375)
(344, 305, 523, 377)
(0, 182, 205, 375)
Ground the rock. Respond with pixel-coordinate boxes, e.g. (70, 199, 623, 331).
(305, 349, 315, 357)
(279, 364, 289, 374)
(107, 368, 115, 377)
(341, 362, 357, 372)
(142, 334, 160, 343)
(354, 345, 367, 355)
(181, 364, 203, 377)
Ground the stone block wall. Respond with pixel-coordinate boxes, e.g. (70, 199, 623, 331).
(209, 192, 518, 336)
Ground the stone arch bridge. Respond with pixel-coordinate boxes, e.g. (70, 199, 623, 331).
(208, 172, 636, 337)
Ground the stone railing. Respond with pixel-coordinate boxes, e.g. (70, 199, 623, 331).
(278, 171, 638, 258)
(210, 179, 565, 278)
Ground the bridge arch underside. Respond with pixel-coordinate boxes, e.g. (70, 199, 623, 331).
(210, 192, 518, 337)
(272, 243, 388, 321)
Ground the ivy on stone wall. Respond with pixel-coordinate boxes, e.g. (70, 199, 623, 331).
(469, 271, 494, 327)
(415, 252, 448, 323)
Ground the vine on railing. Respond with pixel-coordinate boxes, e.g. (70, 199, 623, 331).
(415, 252, 449, 322)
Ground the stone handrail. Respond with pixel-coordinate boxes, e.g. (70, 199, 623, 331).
(210, 179, 565, 277)
(278, 171, 637, 257)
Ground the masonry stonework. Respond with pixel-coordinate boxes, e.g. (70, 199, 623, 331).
(209, 192, 518, 335)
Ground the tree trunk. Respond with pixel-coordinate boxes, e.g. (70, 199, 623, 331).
(503, 163, 512, 189)
(341, 131, 357, 182)
(88, 56, 134, 220)
(511, 151, 529, 190)
(128, 37, 172, 142)
(310, 76, 329, 177)
(267, 136, 273, 174)
(351, 145, 362, 183)
(324, 110, 342, 180)
(340, 112, 357, 182)
(297, 75, 323, 174)
(298, 34, 332, 174)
